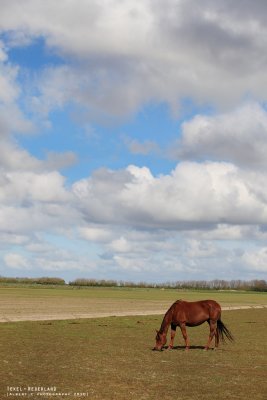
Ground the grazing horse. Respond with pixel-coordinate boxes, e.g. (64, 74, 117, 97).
(153, 299, 234, 351)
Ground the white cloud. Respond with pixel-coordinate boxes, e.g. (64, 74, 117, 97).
(2, 1, 267, 118)
(0, 233, 30, 247)
(73, 162, 267, 228)
(4, 253, 30, 269)
(79, 225, 115, 243)
(0, 165, 79, 236)
(242, 248, 267, 273)
(0, 139, 42, 170)
(109, 237, 132, 253)
(186, 224, 267, 242)
(0, 62, 19, 105)
(0, 47, 35, 138)
(32, 256, 96, 272)
(0, 170, 71, 204)
(186, 239, 218, 259)
(0, 138, 78, 173)
(3, 248, 98, 274)
(173, 103, 267, 167)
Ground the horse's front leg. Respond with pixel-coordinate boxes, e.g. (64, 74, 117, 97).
(180, 322, 190, 351)
(168, 324, 177, 349)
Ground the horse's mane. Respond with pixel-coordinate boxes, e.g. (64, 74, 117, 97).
(174, 299, 183, 304)
(167, 299, 183, 314)
(159, 299, 183, 333)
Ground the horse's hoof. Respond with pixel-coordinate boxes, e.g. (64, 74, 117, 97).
(167, 346, 173, 351)
(185, 347, 189, 352)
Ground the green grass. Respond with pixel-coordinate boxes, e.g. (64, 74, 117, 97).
(1, 285, 267, 303)
(1, 308, 267, 400)
(0, 287, 266, 399)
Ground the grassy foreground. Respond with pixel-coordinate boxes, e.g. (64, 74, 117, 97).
(0, 308, 267, 400)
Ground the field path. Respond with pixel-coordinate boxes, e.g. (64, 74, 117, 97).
(0, 304, 266, 323)
(1, 287, 266, 323)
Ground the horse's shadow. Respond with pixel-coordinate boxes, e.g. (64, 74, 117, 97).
(152, 345, 222, 351)
(151, 345, 207, 352)
(164, 345, 205, 351)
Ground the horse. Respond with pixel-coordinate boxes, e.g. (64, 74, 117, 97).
(153, 299, 234, 351)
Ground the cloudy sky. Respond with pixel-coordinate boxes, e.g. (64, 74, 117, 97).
(1, 0, 267, 283)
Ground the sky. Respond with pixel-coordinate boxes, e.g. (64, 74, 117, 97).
(1, 0, 267, 283)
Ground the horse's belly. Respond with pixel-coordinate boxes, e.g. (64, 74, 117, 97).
(186, 319, 206, 327)
(173, 311, 208, 327)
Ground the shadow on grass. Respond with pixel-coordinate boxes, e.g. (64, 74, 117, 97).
(169, 345, 205, 350)
(151, 345, 225, 351)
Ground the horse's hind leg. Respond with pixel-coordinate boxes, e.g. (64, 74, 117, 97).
(214, 327, 219, 349)
(205, 320, 217, 350)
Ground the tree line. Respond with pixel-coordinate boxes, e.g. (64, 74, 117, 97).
(0, 276, 266, 291)
(0, 276, 65, 285)
(69, 278, 267, 291)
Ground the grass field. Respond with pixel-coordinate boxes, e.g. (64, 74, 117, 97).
(0, 287, 266, 399)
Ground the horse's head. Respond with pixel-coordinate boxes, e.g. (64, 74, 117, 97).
(153, 330, 167, 351)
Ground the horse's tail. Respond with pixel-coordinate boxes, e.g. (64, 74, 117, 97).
(217, 319, 234, 344)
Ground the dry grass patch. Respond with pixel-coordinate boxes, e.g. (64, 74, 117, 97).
(0, 286, 266, 322)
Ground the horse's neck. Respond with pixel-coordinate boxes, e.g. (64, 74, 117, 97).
(160, 309, 172, 334)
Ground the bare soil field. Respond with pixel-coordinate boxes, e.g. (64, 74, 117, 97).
(0, 286, 266, 322)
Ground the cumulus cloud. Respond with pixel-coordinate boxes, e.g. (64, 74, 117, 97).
(0, 151, 79, 236)
(2, 150, 267, 279)
(2, 1, 267, 118)
(73, 162, 267, 228)
(173, 103, 267, 167)
(0, 170, 71, 204)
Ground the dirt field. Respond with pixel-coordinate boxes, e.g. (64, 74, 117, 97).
(1, 286, 266, 322)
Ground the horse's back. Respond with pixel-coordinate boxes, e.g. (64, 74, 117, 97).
(171, 299, 221, 326)
(197, 299, 221, 310)
(198, 299, 221, 318)
(172, 299, 220, 308)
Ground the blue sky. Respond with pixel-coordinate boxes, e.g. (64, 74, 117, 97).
(1, 0, 267, 283)
(10, 37, 183, 179)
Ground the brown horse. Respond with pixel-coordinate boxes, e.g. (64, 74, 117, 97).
(154, 299, 234, 351)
